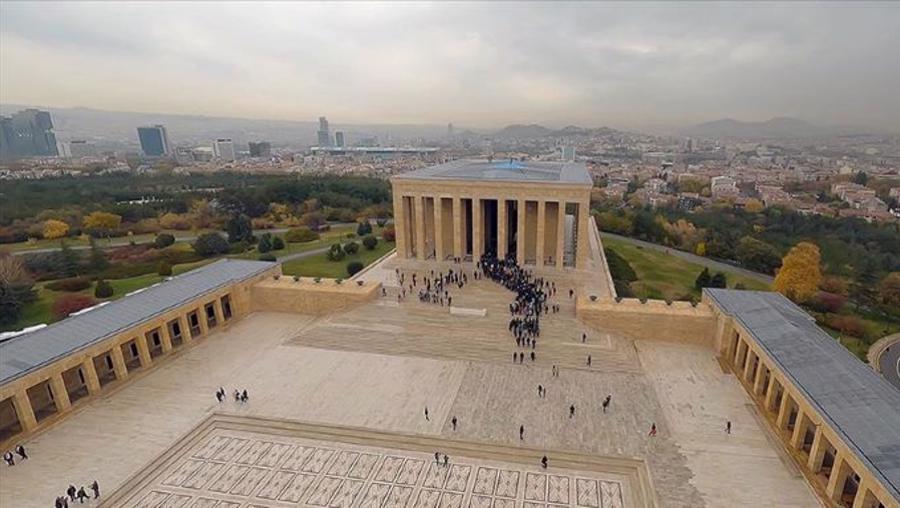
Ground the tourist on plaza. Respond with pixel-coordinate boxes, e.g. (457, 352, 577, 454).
(530, 351, 536, 362)
(726, 421, 732, 434)
(241, 389, 249, 402)
(451, 416, 458, 430)
(541, 456, 548, 469)
(443, 454, 449, 467)
(582, 332, 587, 343)
(215, 389, 224, 402)
(234, 389, 241, 402)
(649, 423, 657, 437)
(76, 486, 89, 503)
(2, 450, 13, 466)
(520, 425, 525, 440)
(15, 444, 27, 460)
(569, 404, 576, 418)
(587, 355, 592, 367)
(90, 480, 100, 499)
(602, 395, 611, 413)
(538, 385, 543, 398)
(435, 451, 441, 464)
(424, 406, 430, 421)
(67, 485, 76, 502)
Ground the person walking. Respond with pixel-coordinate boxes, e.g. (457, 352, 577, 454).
(537, 385, 543, 398)
(569, 404, 576, 418)
(725, 421, 732, 434)
(424, 406, 430, 421)
(2, 451, 13, 466)
(530, 351, 536, 362)
(76, 487, 89, 503)
(90, 480, 100, 499)
(435, 451, 441, 464)
(581, 332, 586, 343)
(519, 425, 525, 440)
(443, 454, 449, 467)
(541, 456, 548, 469)
(67, 485, 76, 502)
(451, 416, 458, 431)
(649, 423, 657, 437)
(587, 355, 592, 367)
(602, 395, 611, 413)
(14, 444, 27, 460)
(241, 389, 249, 402)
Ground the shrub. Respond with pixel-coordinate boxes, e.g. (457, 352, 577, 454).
(257, 233, 273, 253)
(285, 227, 319, 243)
(344, 241, 359, 255)
(45, 276, 92, 292)
(362, 235, 378, 250)
(357, 221, 373, 236)
(52, 294, 97, 320)
(258, 253, 277, 262)
(376, 218, 388, 227)
(347, 260, 364, 276)
(272, 236, 285, 250)
(94, 279, 114, 298)
(158, 260, 173, 276)
(710, 272, 727, 288)
(192, 233, 229, 257)
(154, 233, 176, 249)
(824, 314, 865, 338)
(810, 291, 846, 314)
(381, 227, 396, 242)
(326, 243, 345, 261)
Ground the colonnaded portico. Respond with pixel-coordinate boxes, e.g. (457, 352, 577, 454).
(391, 159, 594, 269)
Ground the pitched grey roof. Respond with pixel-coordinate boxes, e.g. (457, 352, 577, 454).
(705, 289, 900, 501)
(0, 259, 275, 386)
(393, 159, 592, 185)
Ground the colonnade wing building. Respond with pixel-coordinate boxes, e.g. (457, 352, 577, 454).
(391, 159, 594, 269)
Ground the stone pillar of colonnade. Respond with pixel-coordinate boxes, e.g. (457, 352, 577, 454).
(414, 196, 426, 261)
(179, 315, 193, 342)
(160, 322, 174, 354)
(12, 391, 38, 432)
(110, 344, 129, 380)
(49, 374, 71, 411)
(433, 197, 444, 261)
(497, 199, 507, 259)
(136, 336, 153, 368)
(453, 197, 463, 258)
(556, 201, 566, 269)
(536, 201, 546, 266)
(516, 199, 526, 265)
(473, 199, 483, 261)
(393, 193, 408, 259)
(576, 201, 590, 269)
(81, 357, 102, 395)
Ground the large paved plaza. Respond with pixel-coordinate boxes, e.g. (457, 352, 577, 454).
(0, 259, 817, 507)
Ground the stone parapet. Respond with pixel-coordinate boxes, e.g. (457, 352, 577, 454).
(576, 296, 716, 347)
(250, 276, 381, 315)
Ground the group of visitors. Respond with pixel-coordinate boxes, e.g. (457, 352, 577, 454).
(55, 482, 99, 506)
(2, 444, 26, 466)
(215, 387, 249, 403)
(394, 267, 470, 306)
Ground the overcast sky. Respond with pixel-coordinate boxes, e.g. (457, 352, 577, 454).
(1, 1, 898, 130)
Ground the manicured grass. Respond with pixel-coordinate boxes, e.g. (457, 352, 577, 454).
(4, 229, 217, 253)
(602, 236, 769, 300)
(281, 241, 395, 278)
(233, 225, 383, 261)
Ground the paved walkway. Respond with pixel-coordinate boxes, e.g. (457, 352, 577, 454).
(600, 233, 774, 284)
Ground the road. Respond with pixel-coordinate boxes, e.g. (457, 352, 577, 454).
(879, 343, 900, 390)
(600, 232, 774, 284)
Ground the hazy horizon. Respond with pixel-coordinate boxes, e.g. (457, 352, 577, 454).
(2, 2, 898, 131)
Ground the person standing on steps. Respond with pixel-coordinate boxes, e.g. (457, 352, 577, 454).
(541, 456, 548, 469)
(451, 416, 458, 431)
(519, 425, 525, 440)
(725, 421, 732, 434)
(424, 406, 430, 421)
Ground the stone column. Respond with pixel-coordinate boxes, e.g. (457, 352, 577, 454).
(179, 315, 193, 343)
(433, 197, 445, 261)
(414, 196, 426, 260)
(743, 349, 755, 382)
(790, 410, 807, 449)
(110, 345, 129, 380)
(851, 480, 873, 508)
(497, 199, 507, 258)
(775, 392, 792, 430)
(764, 375, 779, 413)
(160, 324, 173, 354)
(198, 308, 210, 336)
(576, 201, 590, 269)
(81, 358, 102, 395)
(556, 201, 566, 269)
(473, 198, 483, 260)
(213, 299, 225, 325)
(452, 197, 462, 258)
(393, 193, 408, 258)
(807, 426, 826, 472)
(753, 362, 767, 396)
(536, 201, 546, 266)
(49, 374, 71, 411)
(12, 390, 38, 432)
(826, 452, 851, 502)
(516, 199, 526, 265)
(136, 336, 153, 368)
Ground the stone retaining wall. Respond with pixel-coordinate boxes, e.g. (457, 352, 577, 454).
(576, 296, 716, 347)
(250, 276, 382, 315)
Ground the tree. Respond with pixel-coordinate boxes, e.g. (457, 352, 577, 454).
(43, 219, 70, 240)
(52, 294, 97, 320)
(192, 233, 230, 257)
(154, 233, 176, 249)
(735, 236, 781, 274)
(158, 260, 173, 276)
(94, 279, 114, 298)
(851, 171, 868, 186)
(773, 242, 822, 302)
(285, 228, 319, 243)
(326, 243, 346, 261)
(357, 221, 372, 236)
(744, 199, 765, 214)
(878, 272, 900, 309)
(343, 241, 359, 255)
(695, 268, 711, 290)
(0, 253, 37, 326)
(381, 226, 396, 242)
(362, 235, 378, 250)
(710, 272, 727, 288)
(225, 214, 254, 243)
(82, 211, 122, 238)
(272, 236, 285, 250)
(301, 211, 326, 230)
(58, 241, 82, 277)
(694, 242, 707, 257)
(257, 233, 273, 253)
(87, 237, 109, 273)
(347, 261, 364, 276)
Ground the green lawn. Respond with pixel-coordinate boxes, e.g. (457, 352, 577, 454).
(602, 236, 770, 301)
(281, 240, 395, 278)
(4, 229, 217, 253)
(232, 224, 378, 261)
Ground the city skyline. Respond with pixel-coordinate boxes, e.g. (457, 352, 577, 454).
(1, 2, 898, 131)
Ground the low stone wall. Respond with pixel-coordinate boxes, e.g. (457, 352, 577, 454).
(250, 276, 382, 315)
(576, 296, 717, 347)
(867, 332, 899, 372)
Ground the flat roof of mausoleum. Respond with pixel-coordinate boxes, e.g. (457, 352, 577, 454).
(393, 159, 592, 185)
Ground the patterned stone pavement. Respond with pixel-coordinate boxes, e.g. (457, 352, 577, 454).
(116, 426, 627, 508)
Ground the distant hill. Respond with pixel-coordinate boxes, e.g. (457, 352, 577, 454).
(679, 117, 833, 139)
(492, 124, 619, 139)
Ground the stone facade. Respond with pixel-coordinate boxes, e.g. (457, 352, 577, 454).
(250, 277, 382, 315)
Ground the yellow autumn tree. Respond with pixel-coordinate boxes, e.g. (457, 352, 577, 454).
(82, 211, 122, 237)
(773, 242, 822, 302)
(42, 219, 70, 239)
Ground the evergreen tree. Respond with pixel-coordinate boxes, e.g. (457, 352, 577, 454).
(710, 272, 728, 288)
(225, 214, 253, 243)
(257, 234, 273, 253)
(694, 267, 711, 290)
(58, 240, 81, 277)
(87, 237, 109, 273)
